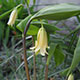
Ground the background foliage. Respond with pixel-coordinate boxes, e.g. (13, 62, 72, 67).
(0, 0, 80, 80)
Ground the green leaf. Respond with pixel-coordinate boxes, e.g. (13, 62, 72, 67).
(47, 43, 57, 65)
(17, 5, 24, 18)
(68, 37, 80, 74)
(27, 25, 39, 35)
(48, 68, 69, 78)
(16, 15, 32, 32)
(16, 15, 39, 35)
(32, 3, 80, 20)
(60, 68, 70, 76)
(47, 43, 64, 66)
(0, 21, 5, 41)
(54, 45, 65, 66)
(0, 9, 12, 20)
(31, 21, 60, 33)
(3, 27, 10, 45)
(26, 0, 30, 7)
(17, 16, 60, 35)
(66, 25, 80, 38)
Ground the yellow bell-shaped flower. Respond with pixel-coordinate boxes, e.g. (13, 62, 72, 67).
(7, 8, 17, 26)
(30, 26, 49, 56)
(68, 74, 74, 80)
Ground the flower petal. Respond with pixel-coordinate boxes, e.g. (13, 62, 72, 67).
(30, 46, 35, 50)
(7, 9, 17, 26)
(40, 48, 45, 56)
(35, 47, 40, 53)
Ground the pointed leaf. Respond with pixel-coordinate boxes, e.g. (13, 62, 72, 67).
(16, 15, 32, 32)
(31, 21, 60, 33)
(47, 44, 64, 66)
(26, 0, 30, 7)
(32, 3, 80, 20)
(16, 15, 39, 35)
(17, 16, 60, 35)
(69, 37, 80, 73)
(27, 25, 39, 35)
(0, 9, 12, 20)
(60, 68, 70, 76)
(47, 43, 57, 65)
(54, 45, 65, 66)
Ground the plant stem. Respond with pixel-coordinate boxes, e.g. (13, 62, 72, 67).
(33, 54, 36, 80)
(77, 15, 80, 23)
(25, 0, 36, 79)
(32, 36, 36, 80)
(25, 0, 31, 15)
(23, 36, 30, 80)
(23, 19, 32, 80)
(45, 54, 48, 80)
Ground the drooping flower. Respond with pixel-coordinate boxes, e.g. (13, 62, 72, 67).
(30, 26, 49, 56)
(68, 74, 74, 80)
(7, 8, 17, 26)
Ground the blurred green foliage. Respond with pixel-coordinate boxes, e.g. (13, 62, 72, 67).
(0, 0, 80, 80)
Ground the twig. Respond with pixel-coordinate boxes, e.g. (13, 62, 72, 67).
(32, 36, 36, 80)
(45, 54, 48, 80)
(25, 0, 36, 79)
(23, 0, 31, 79)
(23, 36, 30, 80)
(23, 19, 32, 80)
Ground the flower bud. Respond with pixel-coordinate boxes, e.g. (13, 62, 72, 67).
(30, 26, 49, 56)
(68, 74, 74, 80)
(7, 8, 17, 26)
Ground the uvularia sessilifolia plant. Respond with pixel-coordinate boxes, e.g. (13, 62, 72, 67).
(7, 5, 50, 80)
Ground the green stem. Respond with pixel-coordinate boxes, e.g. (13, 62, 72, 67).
(76, 15, 80, 23)
(16, 4, 23, 9)
(45, 54, 48, 80)
(25, 0, 31, 14)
